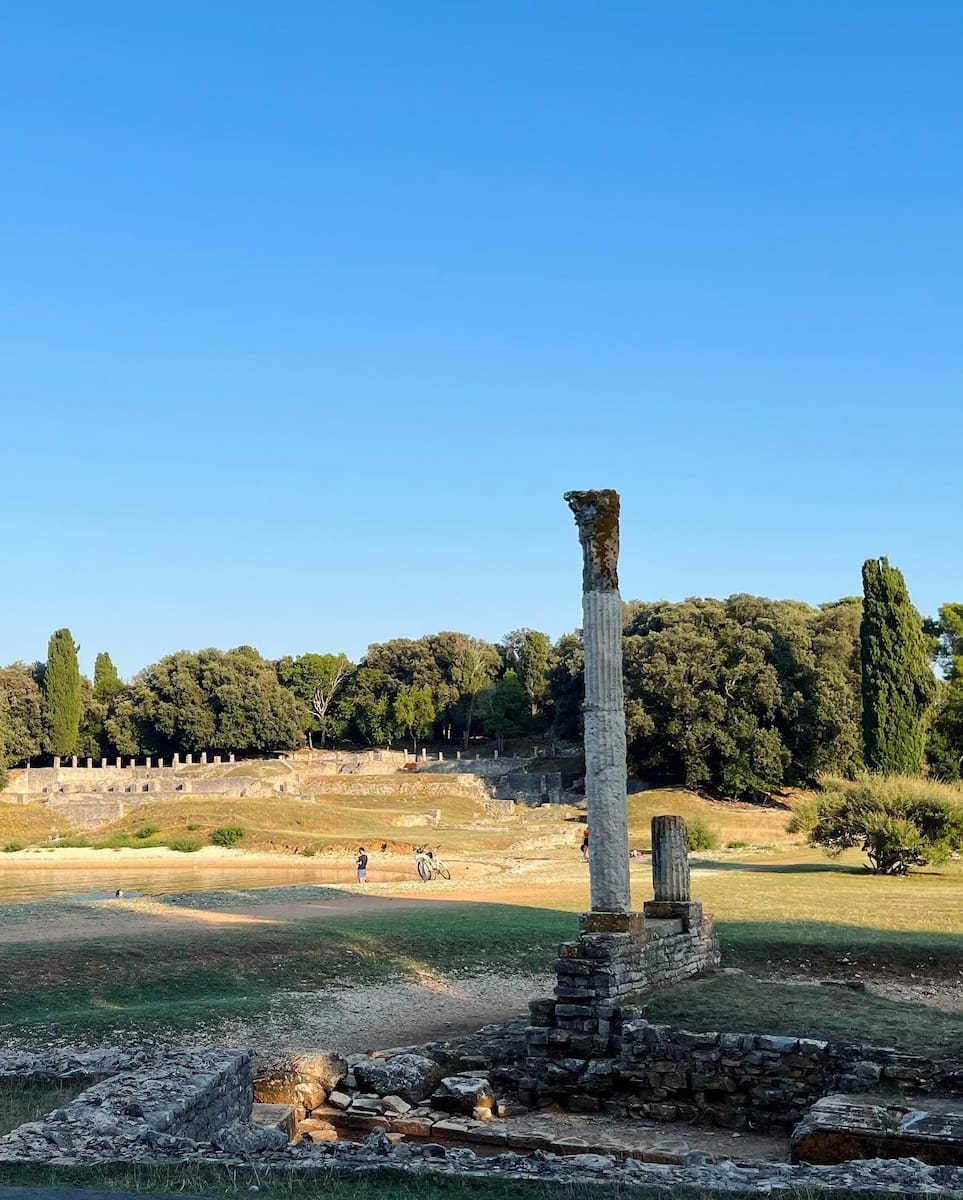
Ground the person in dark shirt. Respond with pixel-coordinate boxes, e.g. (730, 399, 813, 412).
(580, 828, 589, 862)
(356, 846, 368, 884)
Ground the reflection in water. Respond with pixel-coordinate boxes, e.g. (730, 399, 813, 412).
(0, 862, 415, 904)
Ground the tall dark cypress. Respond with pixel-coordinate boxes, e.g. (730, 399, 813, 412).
(44, 628, 82, 757)
(860, 558, 934, 773)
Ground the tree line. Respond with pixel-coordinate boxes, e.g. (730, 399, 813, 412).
(2, 557, 962, 796)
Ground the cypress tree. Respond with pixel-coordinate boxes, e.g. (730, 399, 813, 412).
(93, 651, 123, 702)
(44, 628, 82, 757)
(860, 558, 934, 774)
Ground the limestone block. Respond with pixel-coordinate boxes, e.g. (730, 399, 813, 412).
(354, 1053, 444, 1104)
(253, 1050, 347, 1108)
(431, 1074, 495, 1116)
(791, 1094, 963, 1167)
(251, 1102, 296, 1140)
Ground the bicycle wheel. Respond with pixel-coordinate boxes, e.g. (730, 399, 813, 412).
(437, 864, 451, 880)
(417, 858, 432, 881)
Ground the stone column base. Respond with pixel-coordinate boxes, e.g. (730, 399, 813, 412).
(642, 899, 704, 930)
(579, 910, 648, 936)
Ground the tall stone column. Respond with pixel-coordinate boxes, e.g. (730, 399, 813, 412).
(650, 815, 690, 902)
(565, 489, 630, 915)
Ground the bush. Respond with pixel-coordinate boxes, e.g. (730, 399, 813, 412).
(3, 842, 24, 853)
(135, 825, 159, 839)
(168, 837, 203, 853)
(51, 835, 89, 848)
(686, 818, 719, 852)
(302, 844, 318, 857)
(210, 826, 244, 848)
(790, 775, 963, 875)
(186, 823, 201, 831)
(726, 839, 749, 849)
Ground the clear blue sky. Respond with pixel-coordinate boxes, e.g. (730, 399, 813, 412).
(3, 2, 961, 678)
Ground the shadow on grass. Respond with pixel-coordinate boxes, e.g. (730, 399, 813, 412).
(718, 918, 963, 978)
(0, 899, 576, 1037)
(644, 973, 963, 1054)
(694, 858, 866, 875)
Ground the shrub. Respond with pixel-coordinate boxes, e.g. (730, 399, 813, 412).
(52, 835, 88, 848)
(210, 826, 244, 848)
(3, 842, 24, 853)
(686, 818, 719, 852)
(135, 825, 159, 839)
(302, 844, 318, 857)
(168, 836, 203, 853)
(186, 823, 201, 831)
(790, 774, 963, 875)
(726, 839, 749, 849)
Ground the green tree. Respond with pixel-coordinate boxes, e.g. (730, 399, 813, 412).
(480, 670, 529, 751)
(93, 652, 124, 702)
(927, 603, 963, 779)
(451, 636, 499, 749)
(113, 648, 302, 755)
(277, 652, 352, 747)
(393, 684, 435, 752)
(341, 667, 397, 746)
(503, 629, 551, 719)
(0, 664, 44, 773)
(546, 632, 584, 743)
(622, 599, 788, 799)
(860, 558, 934, 774)
(43, 628, 82, 757)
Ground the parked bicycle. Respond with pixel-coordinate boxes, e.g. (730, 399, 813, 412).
(415, 846, 451, 881)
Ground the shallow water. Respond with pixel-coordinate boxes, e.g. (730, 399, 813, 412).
(0, 861, 417, 904)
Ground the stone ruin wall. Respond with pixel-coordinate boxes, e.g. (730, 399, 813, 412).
(0, 1050, 254, 1163)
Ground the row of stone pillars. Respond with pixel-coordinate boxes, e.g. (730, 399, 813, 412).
(43, 753, 236, 769)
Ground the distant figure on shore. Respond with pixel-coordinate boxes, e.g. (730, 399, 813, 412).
(114, 888, 124, 898)
(356, 846, 368, 884)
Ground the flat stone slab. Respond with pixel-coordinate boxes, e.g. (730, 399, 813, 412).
(791, 1094, 963, 1167)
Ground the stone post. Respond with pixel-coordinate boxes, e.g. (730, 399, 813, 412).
(85, 757, 92, 768)
(115, 756, 122, 768)
(172, 753, 180, 765)
(53, 757, 61, 769)
(566, 489, 631, 917)
(213, 755, 222, 765)
(643, 814, 703, 929)
(70, 756, 78, 768)
(185, 753, 193, 764)
(651, 815, 690, 901)
(228, 753, 235, 763)
(200, 752, 208, 764)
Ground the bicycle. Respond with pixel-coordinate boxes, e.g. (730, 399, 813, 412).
(415, 847, 451, 881)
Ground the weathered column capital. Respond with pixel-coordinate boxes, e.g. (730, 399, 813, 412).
(565, 489, 620, 593)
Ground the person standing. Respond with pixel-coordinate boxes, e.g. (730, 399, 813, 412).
(580, 827, 589, 862)
(356, 846, 369, 884)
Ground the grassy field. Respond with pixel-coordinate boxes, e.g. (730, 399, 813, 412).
(0, 1162, 911, 1200)
(643, 974, 963, 1053)
(1, 780, 961, 1052)
(0, 1078, 85, 1134)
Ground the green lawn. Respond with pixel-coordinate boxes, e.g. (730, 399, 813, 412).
(0, 1078, 85, 1135)
(0, 903, 575, 1036)
(643, 974, 963, 1054)
(0, 1163, 911, 1200)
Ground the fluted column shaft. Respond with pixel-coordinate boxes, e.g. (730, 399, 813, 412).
(566, 489, 631, 914)
(651, 815, 691, 902)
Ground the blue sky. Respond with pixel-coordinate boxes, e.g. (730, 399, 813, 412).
(3, 2, 961, 677)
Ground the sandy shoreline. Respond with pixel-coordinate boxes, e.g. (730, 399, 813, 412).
(0, 845, 367, 870)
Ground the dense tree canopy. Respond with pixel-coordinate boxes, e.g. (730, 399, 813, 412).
(2, 569, 958, 794)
